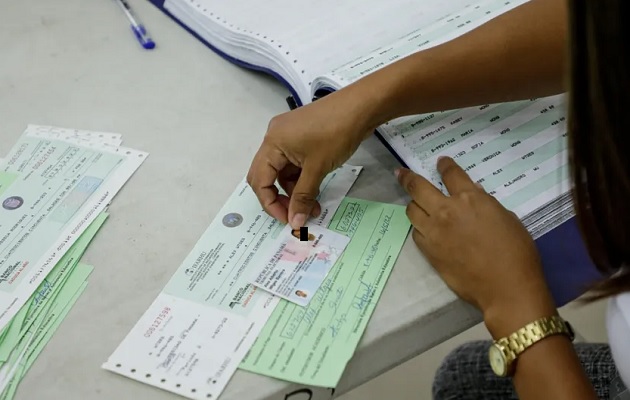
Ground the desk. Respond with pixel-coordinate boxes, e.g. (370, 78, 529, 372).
(0, 1, 482, 399)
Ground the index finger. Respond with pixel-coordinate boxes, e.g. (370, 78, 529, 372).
(437, 156, 478, 195)
(247, 147, 289, 223)
(396, 168, 444, 213)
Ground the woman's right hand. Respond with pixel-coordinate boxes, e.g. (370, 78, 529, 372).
(247, 88, 381, 229)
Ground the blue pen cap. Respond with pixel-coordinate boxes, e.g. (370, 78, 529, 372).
(131, 25, 155, 50)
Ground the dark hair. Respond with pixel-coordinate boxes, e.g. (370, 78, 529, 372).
(568, 0, 630, 299)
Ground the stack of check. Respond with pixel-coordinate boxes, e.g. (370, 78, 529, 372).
(103, 163, 411, 399)
(0, 125, 146, 399)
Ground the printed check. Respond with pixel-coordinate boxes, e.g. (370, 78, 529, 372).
(103, 165, 362, 400)
(0, 125, 146, 331)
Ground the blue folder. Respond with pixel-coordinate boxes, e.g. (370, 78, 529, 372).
(148, 0, 603, 306)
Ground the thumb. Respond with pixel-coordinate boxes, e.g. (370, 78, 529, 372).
(288, 164, 326, 229)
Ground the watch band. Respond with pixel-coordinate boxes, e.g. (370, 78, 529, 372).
(496, 315, 574, 359)
(490, 315, 575, 377)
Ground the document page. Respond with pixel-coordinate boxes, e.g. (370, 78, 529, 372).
(0, 213, 108, 367)
(322, 0, 571, 233)
(240, 198, 411, 387)
(0, 127, 146, 330)
(384, 96, 570, 221)
(323, 0, 526, 88)
(103, 165, 362, 400)
(166, 0, 474, 102)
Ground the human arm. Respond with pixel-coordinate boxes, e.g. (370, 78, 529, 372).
(511, 336, 597, 399)
(248, 0, 568, 228)
(350, 0, 568, 128)
(396, 158, 597, 400)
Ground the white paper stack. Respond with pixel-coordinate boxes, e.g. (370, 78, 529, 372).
(163, 0, 474, 103)
(0, 125, 147, 397)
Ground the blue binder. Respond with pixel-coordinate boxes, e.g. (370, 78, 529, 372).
(148, 0, 603, 306)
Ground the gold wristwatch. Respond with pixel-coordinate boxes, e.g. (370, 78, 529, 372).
(488, 315, 574, 377)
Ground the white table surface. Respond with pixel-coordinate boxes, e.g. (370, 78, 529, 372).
(0, 0, 481, 399)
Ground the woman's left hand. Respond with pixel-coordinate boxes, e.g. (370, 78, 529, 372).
(397, 157, 557, 337)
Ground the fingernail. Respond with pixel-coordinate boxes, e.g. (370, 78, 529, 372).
(291, 213, 307, 229)
(394, 168, 401, 178)
(437, 156, 448, 173)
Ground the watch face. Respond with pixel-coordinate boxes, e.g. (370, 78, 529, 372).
(488, 345, 507, 376)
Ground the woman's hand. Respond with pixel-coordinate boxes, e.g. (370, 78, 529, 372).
(247, 88, 382, 229)
(397, 157, 557, 337)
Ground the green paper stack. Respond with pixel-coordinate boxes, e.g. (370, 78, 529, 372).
(0, 213, 108, 399)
